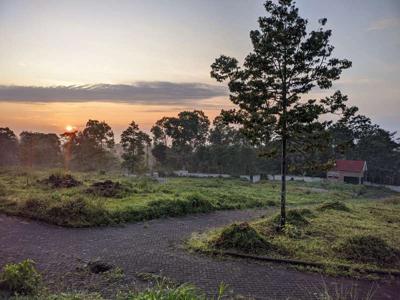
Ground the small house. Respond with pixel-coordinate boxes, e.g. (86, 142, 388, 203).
(327, 160, 367, 184)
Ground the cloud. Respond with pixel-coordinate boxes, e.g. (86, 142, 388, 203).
(368, 17, 400, 31)
(0, 82, 227, 105)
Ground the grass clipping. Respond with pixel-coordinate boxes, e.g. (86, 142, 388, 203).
(317, 200, 350, 212)
(213, 222, 273, 254)
(338, 235, 400, 266)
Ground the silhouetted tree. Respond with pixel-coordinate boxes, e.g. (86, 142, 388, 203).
(211, 0, 356, 227)
(121, 121, 151, 173)
(69, 120, 117, 171)
(19, 132, 61, 167)
(155, 111, 210, 169)
(0, 127, 19, 166)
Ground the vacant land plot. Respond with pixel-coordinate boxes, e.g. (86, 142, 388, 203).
(188, 197, 400, 277)
(0, 167, 395, 227)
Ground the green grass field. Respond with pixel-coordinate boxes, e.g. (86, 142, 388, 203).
(0, 167, 396, 228)
(188, 196, 400, 277)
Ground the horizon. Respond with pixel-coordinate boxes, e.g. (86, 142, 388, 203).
(0, 0, 399, 137)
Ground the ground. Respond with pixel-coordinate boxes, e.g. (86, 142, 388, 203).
(0, 168, 399, 299)
(1, 210, 399, 299)
(0, 168, 393, 227)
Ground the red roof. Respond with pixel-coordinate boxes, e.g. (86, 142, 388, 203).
(332, 160, 366, 173)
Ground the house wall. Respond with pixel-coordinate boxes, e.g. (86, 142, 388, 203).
(327, 170, 365, 183)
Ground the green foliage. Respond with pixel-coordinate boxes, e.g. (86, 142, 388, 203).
(337, 235, 400, 266)
(0, 168, 396, 228)
(213, 222, 274, 254)
(146, 193, 216, 218)
(118, 282, 227, 300)
(22, 196, 112, 227)
(0, 259, 42, 295)
(317, 200, 350, 212)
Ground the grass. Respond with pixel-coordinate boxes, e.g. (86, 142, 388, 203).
(1, 260, 228, 300)
(188, 196, 400, 277)
(0, 167, 397, 227)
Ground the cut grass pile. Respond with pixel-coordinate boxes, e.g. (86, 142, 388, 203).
(188, 198, 400, 276)
(0, 167, 396, 227)
(213, 222, 274, 254)
(317, 200, 350, 212)
(337, 235, 400, 266)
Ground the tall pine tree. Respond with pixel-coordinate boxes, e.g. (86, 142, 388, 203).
(211, 0, 356, 227)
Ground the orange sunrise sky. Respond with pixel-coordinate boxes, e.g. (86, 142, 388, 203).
(0, 0, 399, 137)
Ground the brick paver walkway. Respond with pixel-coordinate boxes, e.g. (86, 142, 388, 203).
(0, 210, 399, 299)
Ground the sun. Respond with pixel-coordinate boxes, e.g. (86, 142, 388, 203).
(65, 125, 74, 132)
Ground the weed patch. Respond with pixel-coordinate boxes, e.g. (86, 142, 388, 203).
(0, 259, 42, 295)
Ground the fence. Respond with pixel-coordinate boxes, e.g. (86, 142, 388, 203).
(267, 174, 323, 183)
(364, 182, 400, 193)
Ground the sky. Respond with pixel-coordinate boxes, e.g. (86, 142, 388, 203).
(0, 0, 399, 137)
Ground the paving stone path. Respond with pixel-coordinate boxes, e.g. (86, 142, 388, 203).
(0, 210, 399, 299)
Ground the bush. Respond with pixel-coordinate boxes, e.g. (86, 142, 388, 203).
(337, 235, 400, 266)
(0, 259, 42, 295)
(317, 200, 350, 212)
(213, 222, 273, 254)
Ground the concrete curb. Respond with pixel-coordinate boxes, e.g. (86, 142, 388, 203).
(213, 250, 400, 277)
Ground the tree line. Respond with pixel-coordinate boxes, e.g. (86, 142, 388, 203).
(0, 109, 398, 185)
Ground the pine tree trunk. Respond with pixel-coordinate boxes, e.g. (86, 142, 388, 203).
(280, 133, 287, 228)
(280, 75, 288, 228)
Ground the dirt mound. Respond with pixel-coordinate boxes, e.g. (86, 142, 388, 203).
(338, 235, 400, 266)
(40, 174, 81, 188)
(317, 200, 350, 212)
(86, 180, 124, 197)
(213, 222, 273, 254)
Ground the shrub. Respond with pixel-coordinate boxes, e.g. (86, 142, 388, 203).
(0, 259, 42, 295)
(213, 222, 273, 254)
(317, 200, 350, 212)
(337, 235, 400, 266)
